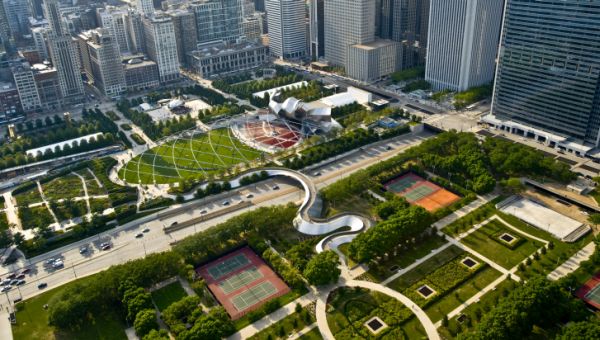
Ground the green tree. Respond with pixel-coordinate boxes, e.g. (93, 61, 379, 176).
(134, 309, 159, 337)
(556, 319, 600, 340)
(303, 250, 341, 286)
(142, 329, 170, 340)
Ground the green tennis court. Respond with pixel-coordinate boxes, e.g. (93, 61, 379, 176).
(218, 266, 264, 294)
(403, 183, 437, 202)
(231, 281, 278, 311)
(207, 254, 251, 280)
(385, 174, 422, 193)
(585, 284, 600, 305)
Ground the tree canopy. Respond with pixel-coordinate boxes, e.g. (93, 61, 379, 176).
(303, 250, 341, 286)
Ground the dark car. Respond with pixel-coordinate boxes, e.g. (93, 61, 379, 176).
(37, 283, 48, 289)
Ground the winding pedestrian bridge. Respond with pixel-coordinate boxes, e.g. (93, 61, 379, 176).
(239, 168, 371, 252)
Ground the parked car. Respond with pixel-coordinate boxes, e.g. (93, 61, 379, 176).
(15, 280, 25, 286)
(7, 273, 16, 280)
(20, 268, 30, 275)
(16, 274, 25, 280)
(222, 201, 230, 206)
(1, 286, 11, 292)
(246, 193, 254, 199)
(272, 185, 280, 190)
(52, 260, 64, 269)
(200, 210, 207, 214)
(37, 283, 48, 290)
(142, 227, 150, 233)
(100, 243, 111, 251)
(135, 233, 144, 238)
(1, 279, 11, 286)
(79, 245, 88, 254)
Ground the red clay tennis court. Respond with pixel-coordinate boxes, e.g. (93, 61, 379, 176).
(197, 247, 290, 320)
(384, 173, 460, 212)
(576, 272, 600, 309)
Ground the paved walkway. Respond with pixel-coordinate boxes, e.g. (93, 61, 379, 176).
(227, 291, 316, 340)
(548, 242, 596, 281)
(72, 172, 91, 217)
(3, 191, 20, 229)
(434, 273, 509, 327)
(433, 194, 497, 231)
(288, 323, 318, 340)
(0, 308, 13, 340)
(382, 242, 452, 286)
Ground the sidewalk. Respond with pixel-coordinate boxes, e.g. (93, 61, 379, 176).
(548, 242, 596, 281)
(0, 308, 13, 340)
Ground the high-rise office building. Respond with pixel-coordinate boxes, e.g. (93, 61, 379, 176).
(4, 0, 31, 37)
(425, 0, 503, 91)
(254, 0, 264, 12)
(0, 0, 12, 51)
(126, 9, 145, 53)
(137, 0, 154, 17)
(488, 0, 600, 150)
(387, 0, 429, 68)
(12, 64, 42, 112)
(143, 14, 179, 83)
(324, 0, 376, 68)
(78, 29, 126, 96)
(265, 0, 306, 59)
(97, 7, 132, 53)
(31, 26, 50, 60)
(44, 0, 84, 103)
(167, 9, 198, 67)
(308, 0, 324, 60)
(192, 0, 243, 44)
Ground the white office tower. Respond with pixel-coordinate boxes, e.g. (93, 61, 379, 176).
(425, 0, 503, 91)
(97, 7, 132, 53)
(136, 0, 154, 17)
(43, 0, 84, 103)
(265, 0, 306, 59)
(12, 65, 42, 112)
(31, 26, 50, 60)
(78, 29, 126, 97)
(324, 0, 375, 67)
(143, 14, 179, 83)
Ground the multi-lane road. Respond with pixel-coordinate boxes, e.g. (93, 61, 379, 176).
(0, 130, 431, 307)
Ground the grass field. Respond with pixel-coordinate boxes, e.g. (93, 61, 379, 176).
(42, 174, 85, 201)
(248, 307, 315, 340)
(151, 281, 188, 311)
(460, 218, 542, 270)
(298, 327, 323, 340)
(12, 281, 127, 340)
(119, 129, 262, 184)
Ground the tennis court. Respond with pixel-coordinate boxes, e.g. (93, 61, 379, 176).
(207, 253, 250, 280)
(577, 272, 600, 309)
(218, 266, 263, 294)
(231, 281, 278, 311)
(197, 247, 291, 319)
(384, 172, 460, 212)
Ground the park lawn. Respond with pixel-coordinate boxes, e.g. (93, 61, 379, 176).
(79, 170, 108, 197)
(151, 281, 188, 311)
(0, 211, 8, 231)
(119, 129, 262, 184)
(19, 205, 55, 230)
(248, 307, 315, 340)
(366, 234, 448, 282)
(323, 195, 375, 218)
(496, 211, 594, 279)
(437, 279, 517, 338)
(423, 266, 502, 322)
(442, 203, 497, 237)
(42, 174, 85, 201)
(460, 218, 543, 270)
(388, 245, 464, 292)
(402, 315, 428, 339)
(337, 244, 358, 268)
(14, 188, 43, 207)
(12, 281, 127, 340)
(298, 327, 323, 340)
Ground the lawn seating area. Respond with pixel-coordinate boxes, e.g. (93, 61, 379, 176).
(151, 280, 189, 312)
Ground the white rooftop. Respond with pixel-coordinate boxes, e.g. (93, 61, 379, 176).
(26, 133, 103, 158)
(253, 81, 308, 99)
(498, 196, 584, 241)
(319, 87, 372, 107)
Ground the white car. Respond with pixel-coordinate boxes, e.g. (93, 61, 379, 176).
(52, 260, 64, 269)
(1, 286, 11, 293)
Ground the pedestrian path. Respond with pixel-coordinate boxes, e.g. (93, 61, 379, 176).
(288, 323, 318, 340)
(0, 308, 13, 340)
(548, 242, 596, 281)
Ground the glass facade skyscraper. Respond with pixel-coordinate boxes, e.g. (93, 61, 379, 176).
(492, 0, 600, 147)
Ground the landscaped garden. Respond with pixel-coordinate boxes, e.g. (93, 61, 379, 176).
(248, 304, 315, 340)
(326, 286, 426, 339)
(460, 217, 543, 270)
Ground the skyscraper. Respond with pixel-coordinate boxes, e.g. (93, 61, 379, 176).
(425, 0, 503, 91)
(0, 0, 12, 51)
(265, 0, 306, 59)
(143, 14, 179, 83)
(78, 29, 126, 96)
(137, 0, 154, 17)
(489, 0, 600, 149)
(97, 7, 132, 53)
(308, 0, 324, 60)
(324, 0, 376, 67)
(388, 0, 429, 68)
(167, 9, 198, 67)
(44, 0, 84, 103)
(192, 0, 243, 44)
(4, 0, 31, 37)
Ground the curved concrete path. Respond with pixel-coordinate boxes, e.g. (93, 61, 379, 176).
(316, 280, 440, 340)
